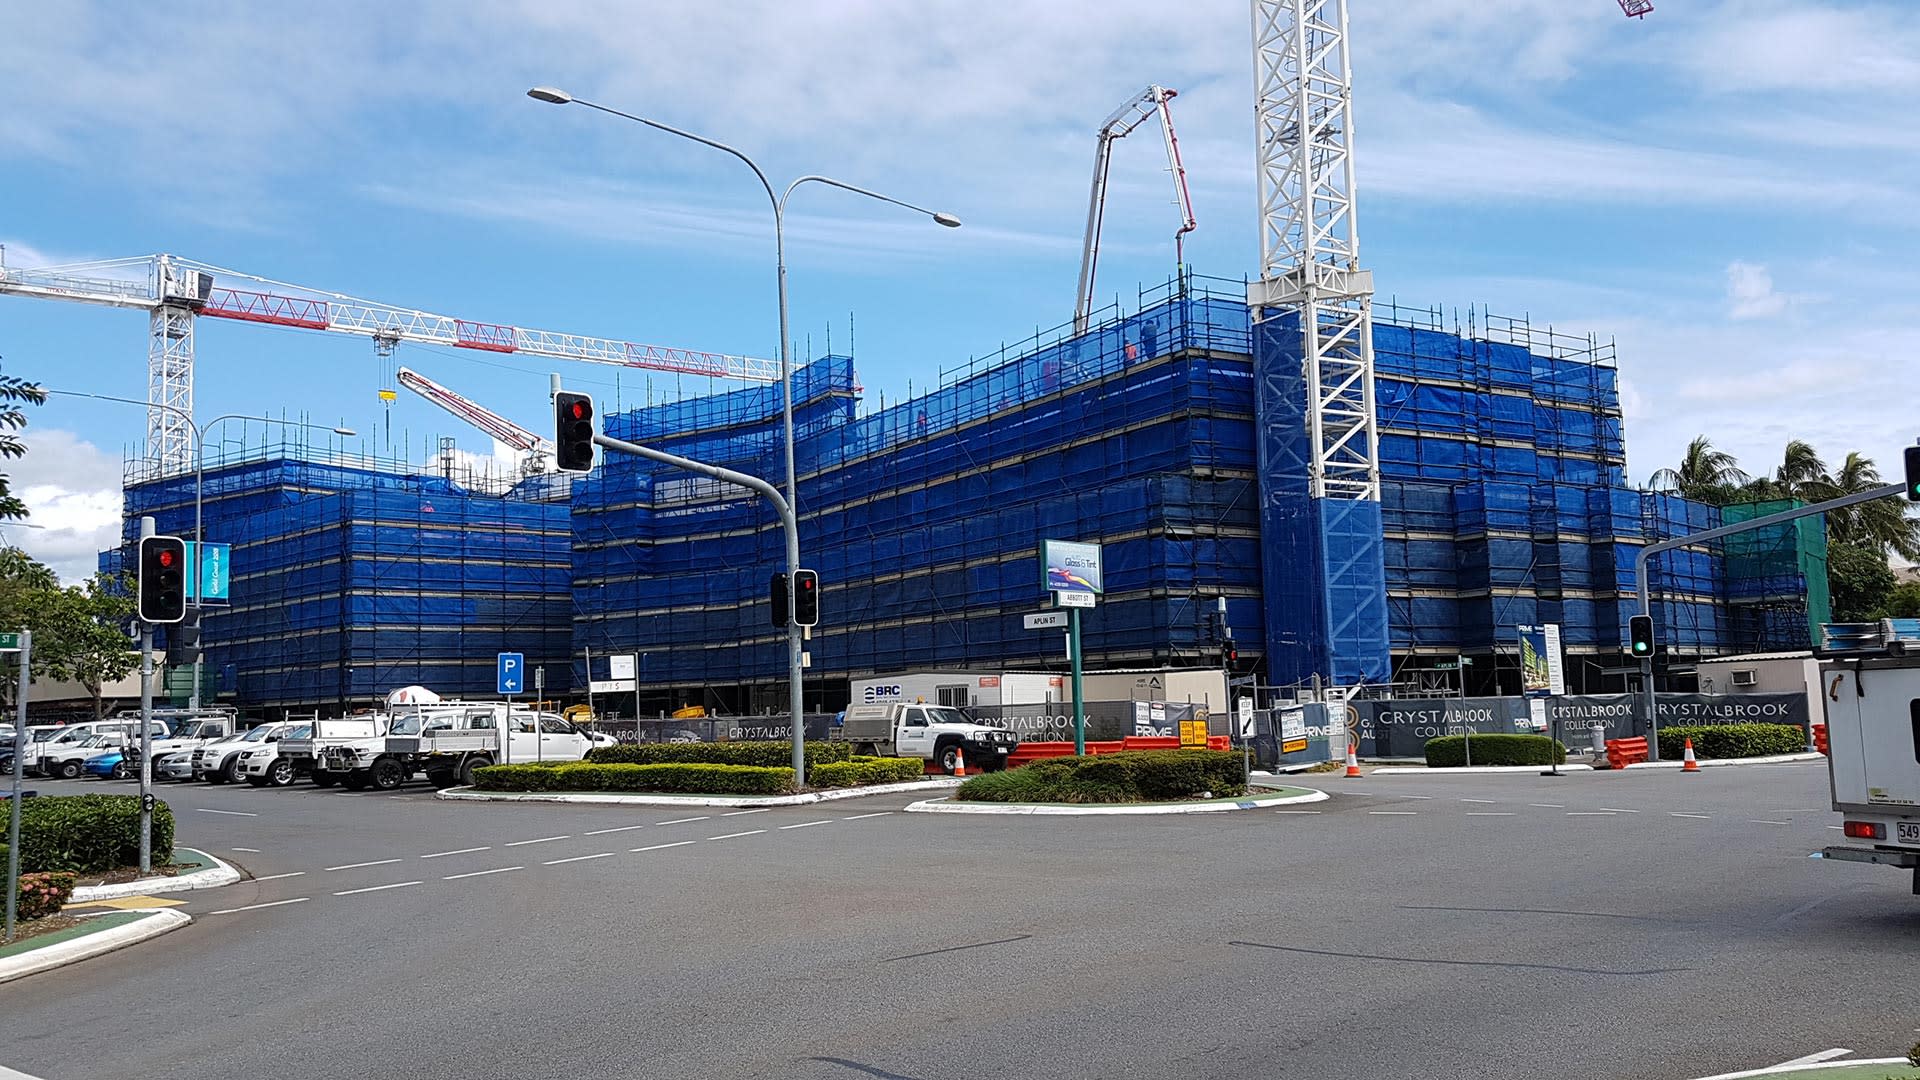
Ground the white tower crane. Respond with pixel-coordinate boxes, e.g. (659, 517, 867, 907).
(0, 250, 778, 476)
(1249, 0, 1377, 501)
(1074, 85, 1197, 334)
(396, 366, 554, 473)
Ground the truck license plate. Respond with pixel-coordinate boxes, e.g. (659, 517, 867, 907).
(1898, 821, 1920, 847)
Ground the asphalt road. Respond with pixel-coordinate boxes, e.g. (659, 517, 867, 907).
(3, 762, 1916, 1080)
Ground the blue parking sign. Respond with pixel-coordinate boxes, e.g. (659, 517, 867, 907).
(497, 652, 525, 695)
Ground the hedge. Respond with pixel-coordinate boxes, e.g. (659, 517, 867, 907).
(16, 871, 76, 920)
(1657, 723, 1805, 760)
(809, 757, 925, 788)
(586, 741, 850, 769)
(955, 750, 1245, 804)
(473, 761, 795, 795)
(8, 795, 174, 874)
(1424, 734, 1565, 768)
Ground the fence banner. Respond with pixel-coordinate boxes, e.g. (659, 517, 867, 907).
(1340, 691, 1811, 757)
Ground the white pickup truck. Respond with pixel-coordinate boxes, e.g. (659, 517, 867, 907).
(831, 702, 1018, 774)
(1819, 652, 1920, 895)
(380, 703, 608, 789)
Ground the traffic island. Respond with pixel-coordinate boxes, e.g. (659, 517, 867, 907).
(0, 908, 192, 985)
(436, 744, 971, 806)
(906, 784, 1328, 816)
(438, 777, 962, 808)
(69, 847, 243, 902)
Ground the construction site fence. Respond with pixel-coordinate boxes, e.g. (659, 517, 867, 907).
(1348, 691, 1811, 758)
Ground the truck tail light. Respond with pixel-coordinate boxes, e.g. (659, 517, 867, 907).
(1843, 821, 1887, 840)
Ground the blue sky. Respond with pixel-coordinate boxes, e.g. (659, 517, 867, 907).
(2, 0, 1918, 580)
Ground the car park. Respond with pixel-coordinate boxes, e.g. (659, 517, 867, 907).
(190, 721, 300, 784)
(20, 720, 165, 777)
(238, 723, 313, 787)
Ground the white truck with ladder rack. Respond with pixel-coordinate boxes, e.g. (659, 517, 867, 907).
(1817, 620, 1920, 895)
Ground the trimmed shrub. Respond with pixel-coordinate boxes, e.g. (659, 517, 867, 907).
(586, 740, 850, 768)
(1657, 723, 1805, 760)
(474, 761, 795, 795)
(15, 795, 174, 874)
(15, 871, 76, 920)
(1424, 734, 1565, 768)
(809, 757, 925, 788)
(955, 749, 1246, 804)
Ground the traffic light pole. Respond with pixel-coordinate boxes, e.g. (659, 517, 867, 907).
(137, 515, 156, 874)
(592, 432, 806, 781)
(1633, 481, 1902, 761)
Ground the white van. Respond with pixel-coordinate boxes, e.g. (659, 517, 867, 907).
(26, 719, 172, 779)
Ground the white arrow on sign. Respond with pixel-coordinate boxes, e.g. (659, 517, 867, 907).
(1024, 611, 1068, 630)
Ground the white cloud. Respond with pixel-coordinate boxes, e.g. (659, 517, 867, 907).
(1724, 261, 1790, 320)
(4, 429, 123, 584)
(1683, 5, 1920, 94)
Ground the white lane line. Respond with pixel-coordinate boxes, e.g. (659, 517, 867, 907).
(207, 897, 309, 915)
(1599, 807, 1641, 813)
(419, 846, 491, 859)
(1775, 808, 1826, 814)
(251, 871, 306, 882)
(543, 852, 615, 865)
(443, 866, 522, 881)
(1341, 790, 1375, 795)
(1670, 813, 1711, 820)
(1465, 812, 1516, 817)
(1400, 795, 1434, 800)
(1773, 1049, 1852, 1068)
(1530, 803, 1565, 808)
(1369, 811, 1418, 816)
(632, 841, 697, 853)
(232, 847, 262, 853)
(195, 808, 257, 817)
(1750, 819, 1792, 825)
(1567, 812, 1617, 816)
(1274, 810, 1323, 815)
(707, 830, 766, 841)
(325, 859, 401, 872)
(584, 825, 649, 836)
(1826, 826, 1845, 831)
(778, 820, 833, 829)
(722, 808, 772, 817)
(503, 835, 570, 847)
(1460, 799, 1496, 804)
(334, 881, 422, 896)
(654, 816, 709, 826)
(842, 812, 893, 821)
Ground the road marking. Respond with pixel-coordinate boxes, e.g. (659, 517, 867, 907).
(251, 871, 306, 882)
(1465, 812, 1515, 817)
(443, 866, 522, 880)
(1669, 813, 1711, 820)
(195, 808, 257, 817)
(1400, 795, 1434, 800)
(722, 808, 772, 817)
(544, 852, 615, 865)
(1529, 803, 1565, 808)
(1749, 819, 1792, 825)
(419, 846, 491, 859)
(232, 847, 262, 853)
(334, 881, 422, 896)
(1773, 1049, 1853, 1068)
(653, 817, 709, 826)
(1274, 810, 1322, 815)
(778, 820, 833, 829)
(1567, 812, 1616, 816)
(504, 835, 570, 847)
(1827, 825, 1845, 831)
(1775, 808, 1826, 814)
(584, 825, 649, 836)
(632, 841, 697, 853)
(1341, 790, 1374, 795)
(1460, 799, 1496, 804)
(842, 812, 893, 820)
(206, 897, 309, 915)
(325, 859, 401, 872)
(708, 830, 766, 840)
(1599, 807, 1640, 813)
(1369, 811, 1417, 816)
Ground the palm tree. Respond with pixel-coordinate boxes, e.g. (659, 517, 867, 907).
(1749, 439, 1833, 503)
(1649, 436, 1748, 506)
(1823, 451, 1920, 560)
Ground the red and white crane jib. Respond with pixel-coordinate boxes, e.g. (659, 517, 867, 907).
(394, 366, 550, 455)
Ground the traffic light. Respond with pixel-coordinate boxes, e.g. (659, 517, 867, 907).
(1904, 445, 1920, 501)
(1651, 645, 1671, 676)
(792, 569, 819, 628)
(1628, 614, 1655, 659)
(166, 609, 201, 665)
(138, 535, 187, 624)
(769, 571, 789, 628)
(1222, 639, 1238, 667)
(554, 391, 595, 473)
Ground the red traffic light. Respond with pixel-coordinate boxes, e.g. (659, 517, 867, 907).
(569, 400, 589, 421)
(157, 549, 176, 569)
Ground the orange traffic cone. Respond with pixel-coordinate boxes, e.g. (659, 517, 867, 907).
(1682, 737, 1699, 773)
(1344, 744, 1362, 778)
(952, 747, 968, 778)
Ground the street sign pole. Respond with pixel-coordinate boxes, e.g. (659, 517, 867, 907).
(137, 516, 155, 874)
(5, 629, 30, 942)
(1069, 607, 1085, 756)
(584, 646, 596, 731)
(534, 667, 545, 762)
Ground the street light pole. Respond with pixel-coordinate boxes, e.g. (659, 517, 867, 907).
(527, 87, 959, 777)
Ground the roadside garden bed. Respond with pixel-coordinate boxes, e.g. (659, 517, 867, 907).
(954, 749, 1246, 804)
(1, 793, 173, 940)
(1423, 734, 1566, 768)
(472, 742, 924, 795)
(1655, 723, 1805, 759)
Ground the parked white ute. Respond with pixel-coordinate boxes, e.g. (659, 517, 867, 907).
(830, 702, 1018, 773)
(237, 724, 314, 787)
(183, 721, 299, 784)
(137, 715, 236, 780)
(370, 703, 597, 790)
(1820, 651, 1920, 894)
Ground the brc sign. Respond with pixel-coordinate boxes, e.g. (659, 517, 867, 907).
(862, 684, 904, 704)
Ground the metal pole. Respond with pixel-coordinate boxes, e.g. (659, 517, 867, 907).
(584, 646, 596, 733)
(190, 424, 204, 710)
(1069, 607, 1086, 755)
(774, 204, 807, 786)
(138, 516, 155, 874)
(6, 629, 30, 942)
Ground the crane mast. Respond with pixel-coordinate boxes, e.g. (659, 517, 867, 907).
(1074, 85, 1197, 334)
(0, 250, 777, 475)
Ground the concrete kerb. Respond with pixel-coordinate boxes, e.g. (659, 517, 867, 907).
(903, 786, 1329, 816)
(1625, 752, 1826, 770)
(1369, 763, 1597, 776)
(70, 848, 242, 902)
(0, 908, 191, 985)
(435, 777, 963, 808)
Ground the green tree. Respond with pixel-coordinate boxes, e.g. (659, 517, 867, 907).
(37, 574, 138, 719)
(1648, 435, 1749, 506)
(1828, 540, 1897, 622)
(1821, 451, 1920, 560)
(0, 360, 46, 521)
(1879, 580, 1920, 619)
